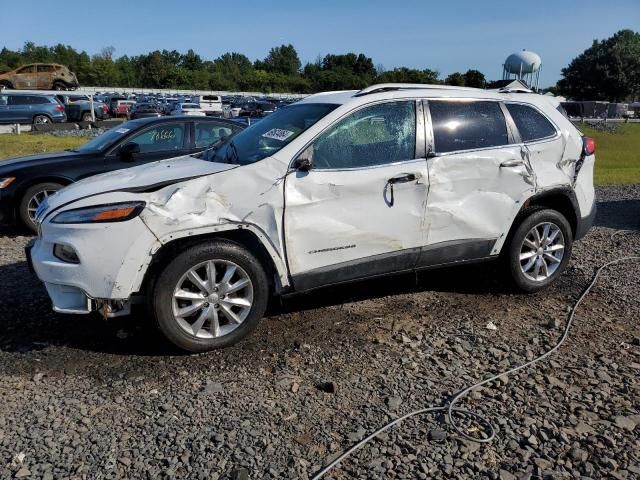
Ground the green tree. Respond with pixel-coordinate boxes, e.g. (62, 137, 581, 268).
(462, 69, 485, 88)
(376, 67, 440, 84)
(445, 72, 465, 86)
(557, 29, 640, 101)
(259, 44, 301, 75)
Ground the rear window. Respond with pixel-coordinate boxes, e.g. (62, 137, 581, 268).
(506, 103, 557, 142)
(429, 100, 509, 153)
(202, 96, 220, 102)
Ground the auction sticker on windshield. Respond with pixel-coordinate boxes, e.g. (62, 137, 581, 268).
(262, 128, 295, 141)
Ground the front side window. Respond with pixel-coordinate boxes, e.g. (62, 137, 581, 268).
(127, 123, 186, 154)
(506, 103, 557, 142)
(430, 100, 509, 153)
(311, 101, 416, 169)
(194, 122, 239, 148)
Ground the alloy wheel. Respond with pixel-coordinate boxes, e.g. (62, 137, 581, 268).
(172, 260, 254, 339)
(519, 222, 565, 281)
(27, 189, 56, 223)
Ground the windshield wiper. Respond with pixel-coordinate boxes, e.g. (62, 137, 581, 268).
(227, 141, 240, 165)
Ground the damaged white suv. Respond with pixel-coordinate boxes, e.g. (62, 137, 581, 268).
(29, 84, 596, 352)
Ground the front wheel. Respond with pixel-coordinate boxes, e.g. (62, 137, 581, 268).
(19, 182, 63, 232)
(152, 241, 269, 352)
(506, 209, 573, 293)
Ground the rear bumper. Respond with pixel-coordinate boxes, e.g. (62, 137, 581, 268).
(575, 202, 596, 241)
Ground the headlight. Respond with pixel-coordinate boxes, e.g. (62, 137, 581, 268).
(51, 201, 145, 224)
(0, 177, 16, 189)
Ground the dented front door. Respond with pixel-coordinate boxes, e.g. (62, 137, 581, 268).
(284, 100, 429, 290)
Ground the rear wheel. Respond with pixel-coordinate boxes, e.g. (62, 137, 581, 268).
(52, 82, 66, 91)
(506, 209, 573, 292)
(81, 112, 93, 122)
(152, 241, 269, 352)
(19, 182, 63, 232)
(32, 115, 51, 125)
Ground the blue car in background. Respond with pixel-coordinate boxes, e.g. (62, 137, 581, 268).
(0, 93, 67, 124)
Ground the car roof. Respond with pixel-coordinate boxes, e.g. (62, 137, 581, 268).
(125, 116, 243, 127)
(296, 83, 560, 110)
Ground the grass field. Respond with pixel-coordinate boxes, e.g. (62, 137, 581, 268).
(0, 134, 86, 160)
(0, 124, 638, 184)
(578, 123, 640, 185)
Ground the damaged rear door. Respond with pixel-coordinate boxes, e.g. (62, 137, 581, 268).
(284, 100, 429, 290)
(421, 99, 534, 265)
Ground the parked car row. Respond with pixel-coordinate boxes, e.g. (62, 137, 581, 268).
(0, 116, 245, 230)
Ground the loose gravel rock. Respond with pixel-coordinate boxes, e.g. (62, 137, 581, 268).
(0, 185, 639, 479)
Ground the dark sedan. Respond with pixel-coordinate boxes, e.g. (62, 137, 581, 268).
(0, 116, 244, 231)
(130, 103, 163, 119)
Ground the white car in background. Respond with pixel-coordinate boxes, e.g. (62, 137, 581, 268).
(29, 83, 596, 353)
(170, 103, 206, 117)
(194, 95, 223, 116)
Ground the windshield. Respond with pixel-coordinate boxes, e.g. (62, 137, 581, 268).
(74, 122, 137, 152)
(210, 103, 338, 165)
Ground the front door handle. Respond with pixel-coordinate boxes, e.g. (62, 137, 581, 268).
(385, 173, 421, 207)
(500, 159, 525, 168)
(388, 172, 420, 184)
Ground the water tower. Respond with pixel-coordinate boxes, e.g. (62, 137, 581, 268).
(502, 50, 542, 91)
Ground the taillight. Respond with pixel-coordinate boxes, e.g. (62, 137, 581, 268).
(55, 105, 65, 112)
(583, 137, 595, 156)
(102, 106, 108, 113)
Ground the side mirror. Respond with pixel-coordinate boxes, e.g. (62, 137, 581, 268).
(293, 145, 313, 171)
(120, 142, 140, 161)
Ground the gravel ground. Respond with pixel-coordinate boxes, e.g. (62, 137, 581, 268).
(0, 186, 639, 480)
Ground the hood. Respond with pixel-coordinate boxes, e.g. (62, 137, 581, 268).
(45, 155, 237, 212)
(0, 150, 78, 169)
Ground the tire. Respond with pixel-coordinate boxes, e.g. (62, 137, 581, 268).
(506, 208, 573, 293)
(152, 240, 269, 352)
(52, 82, 65, 91)
(19, 182, 63, 232)
(81, 112, 92, 122)
(32, 115, 51, 125)
(0, 81, 12, 90)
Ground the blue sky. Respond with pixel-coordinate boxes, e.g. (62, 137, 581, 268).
(2, 0, 639, 87)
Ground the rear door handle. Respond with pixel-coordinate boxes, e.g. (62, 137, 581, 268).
(500, 159, 525, 168)
(388, 172, 420, 184)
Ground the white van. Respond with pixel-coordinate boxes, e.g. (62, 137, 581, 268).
(194, 95, 223, 116)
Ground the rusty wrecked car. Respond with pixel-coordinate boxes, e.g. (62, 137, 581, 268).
(0, 63, 79, 91)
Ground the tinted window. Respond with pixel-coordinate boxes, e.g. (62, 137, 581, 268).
(127, 123, 186, 153)
(8, 96, 28, 106)
(194, 122, 239, 148)
(430, 101, 508, 153)
(26, 95, 50, 105)
(312, 101, 416, 169)
(506, 103, 557, 142)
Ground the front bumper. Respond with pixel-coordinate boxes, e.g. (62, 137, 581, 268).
(30, 215, 160, 313)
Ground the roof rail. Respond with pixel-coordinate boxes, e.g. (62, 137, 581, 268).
(354, 83, 481, 97)
(497, 86, 533, 94)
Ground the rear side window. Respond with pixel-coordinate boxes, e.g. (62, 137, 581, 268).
(506, 103, 557, 142)
(127, 123, 186, 153)
(26, 96, 50, 105)
(38, 65, 55, 73)
(429, 101, 508, 153)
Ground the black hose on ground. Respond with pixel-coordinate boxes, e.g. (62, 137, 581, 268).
(312, 233, 639, 480)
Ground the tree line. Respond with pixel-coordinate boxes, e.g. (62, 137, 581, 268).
(0, 42, 486, 93)
(1, 29, 638, 100)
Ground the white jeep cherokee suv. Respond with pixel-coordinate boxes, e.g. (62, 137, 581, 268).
(29, 84, 596, 352)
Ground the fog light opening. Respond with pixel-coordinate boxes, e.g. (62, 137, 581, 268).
(53, 244, 80, 264)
